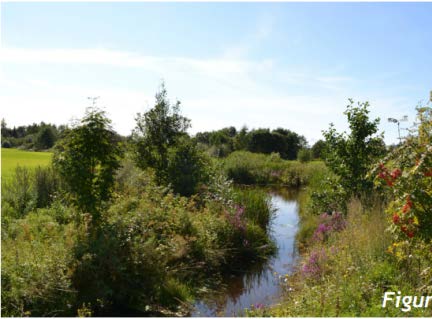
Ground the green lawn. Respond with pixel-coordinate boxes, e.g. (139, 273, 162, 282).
(1, 148, 52, 181)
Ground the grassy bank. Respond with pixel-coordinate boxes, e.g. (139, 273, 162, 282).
(1, 158, 276, 316)
(246, 195, 432, 317)
(223, 151, 327, 187)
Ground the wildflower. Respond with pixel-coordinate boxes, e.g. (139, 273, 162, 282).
(392, 214, 400, 224)
(407, 231, 415, 238)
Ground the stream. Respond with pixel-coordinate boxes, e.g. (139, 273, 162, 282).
(191, 189, 300, 316)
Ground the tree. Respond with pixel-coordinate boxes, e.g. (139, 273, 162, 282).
(133, 83, 207, 195)
(53, 107, 122, 221)
(322, 99, 386, 197)
(311, 140, 326, 159)
(36, 126, 57, 150)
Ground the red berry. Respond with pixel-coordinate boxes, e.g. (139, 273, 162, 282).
(402, 204, 410, 213)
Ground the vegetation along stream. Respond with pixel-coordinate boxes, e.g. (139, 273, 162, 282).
(192, 189, 300, 316)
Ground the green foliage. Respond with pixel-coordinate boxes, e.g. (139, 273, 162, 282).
(309, 175, 348, 214)
(133, 83, 190, 184)
(1, 212, 78, 316)
(297, 148, 312, 163)
(195, 126, 307, 160)
(34, 165, 62, 208)
(2, 166, 36, 218)
(311, 139, 326, 159)
(234, 188, 273, 230)
(249, 199, 431, 317)
(224, 150, 327, 187)
(372, 105, 432, 241)
(35, 126, 57, 150)
(322, 99, 386, 198)
(53, 107, 122, 219)
(166, 136, 209, 196)
(1, 120, 62, 150)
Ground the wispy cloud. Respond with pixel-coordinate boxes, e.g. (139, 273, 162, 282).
(1, 47, 272, 75)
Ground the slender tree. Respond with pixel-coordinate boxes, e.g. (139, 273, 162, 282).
(53, 107, 122, 221)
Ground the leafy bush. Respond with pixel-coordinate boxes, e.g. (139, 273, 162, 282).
(166, 136, 209, 196)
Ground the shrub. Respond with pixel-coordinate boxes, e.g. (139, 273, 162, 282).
(2, 140, 11, 148)
(166, 136, 209, 196)
(297, 148, 312, 163)
(34, 165, 62, 208)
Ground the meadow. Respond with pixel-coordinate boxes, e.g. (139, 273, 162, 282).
(1, 148, 52, 181)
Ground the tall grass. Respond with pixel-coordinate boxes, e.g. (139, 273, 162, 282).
(223, 151, 326, 187)
(234, 187, 273, 231)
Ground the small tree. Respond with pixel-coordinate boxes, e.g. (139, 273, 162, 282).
(53, 107, 121, 221)
(311, 140, 326, 159)
(133, 83, 207, 196)
(322, 99, 386, 198)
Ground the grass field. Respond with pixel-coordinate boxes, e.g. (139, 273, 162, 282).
(1, 148, 52, 181)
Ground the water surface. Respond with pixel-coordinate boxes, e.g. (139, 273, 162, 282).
(192, 189, 300, 316)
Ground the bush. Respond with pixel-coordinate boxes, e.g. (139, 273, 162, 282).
(166, 136, 209, 196)
(297, 148, 312, 163)
(34, 166, 62, 208)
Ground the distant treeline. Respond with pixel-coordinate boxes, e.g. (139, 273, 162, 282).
(194, 126, 326, 160)
(1, 119, 65, 150)
(1, 119, 125, 151)
(1, 118, 326, 161)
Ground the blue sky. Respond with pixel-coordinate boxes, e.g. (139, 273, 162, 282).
(1, 2, 431, 145)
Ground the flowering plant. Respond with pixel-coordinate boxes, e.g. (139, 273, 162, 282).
(372, 105, 432, 240)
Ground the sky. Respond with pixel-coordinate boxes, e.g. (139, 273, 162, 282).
(1, 2, 431, 145)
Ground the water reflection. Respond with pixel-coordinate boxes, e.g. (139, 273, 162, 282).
(192, 189, 300, 316)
